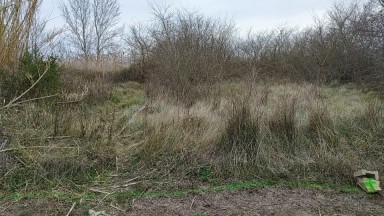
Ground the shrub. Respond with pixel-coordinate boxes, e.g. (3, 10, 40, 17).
(112, 62, 156, 83)
(128, 6, 235, 103)
(0, 52, 62, 102)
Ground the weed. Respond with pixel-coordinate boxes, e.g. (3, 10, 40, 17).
(219, 100, 259, 153)
(1, 79, 384, 197)
(187, 165, 214, 182)
(114, 192, 133, 205)
(267, 95, 297, 144)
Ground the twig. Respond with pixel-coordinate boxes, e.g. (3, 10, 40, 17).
(89, 188, 110, 194)
(89, 188, 114, 204)
(110, 203, 125, 213)
(0, 167, 16, 182)
(123, 182, 139, 187)
(65, 202, 76, 216)
(124, 176, 140, 183)
(11, 155, 27, 166)
(5, 94, 59, 108)
(99, 192, 115, 204)
(1, 64, 51, 109)
(189, 196, 196, 210)
(111, 182, 139, 189)
(0, 146, 79, 153)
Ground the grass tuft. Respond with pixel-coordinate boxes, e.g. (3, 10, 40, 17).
(267, 95, 297, 143)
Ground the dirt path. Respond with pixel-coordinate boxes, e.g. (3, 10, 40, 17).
(1, 187, 383, 215)
(130, 187, 384, 216)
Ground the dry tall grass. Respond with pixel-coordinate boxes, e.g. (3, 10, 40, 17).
(130, 82, 383, 183)
(2, 0, 384, 192)
(0, 80, 383, 190)
(0, 0, 40, 69)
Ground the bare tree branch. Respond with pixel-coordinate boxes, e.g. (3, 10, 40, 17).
(59, 0, 122, 64)
(93, 0, 122, 63)
(59, 0, 93, 62)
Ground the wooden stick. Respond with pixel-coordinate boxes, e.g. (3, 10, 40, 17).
(110, 203, 125, 213)
(189, 196, 196, 210)
(65, 202, 76, 216)
(89, 188, 110, 194)
(6, 94, 58, 108)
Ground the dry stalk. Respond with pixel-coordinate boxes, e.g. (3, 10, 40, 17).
(0, 0, 40, 68)
(4, 94, 58, 108)
(65, 202, 76, 216)
(0, 145, 79, 153)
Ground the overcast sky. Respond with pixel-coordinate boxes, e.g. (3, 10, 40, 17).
(41, 0, 365, 35)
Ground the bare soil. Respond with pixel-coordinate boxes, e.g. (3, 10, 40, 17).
(130, 187, 384, 216)
(1, 187, 383, 215)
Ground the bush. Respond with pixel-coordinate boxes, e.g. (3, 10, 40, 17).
(112, 62, 156, 83)
(128, 6, 235, 103)
(0, 52, 62, 102)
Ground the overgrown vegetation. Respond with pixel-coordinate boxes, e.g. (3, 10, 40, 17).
(127, 5, 235, 103)
(1, 53, 61, 102)
(127, 83, 383, 184)
(0, 0, 39, 68)
(126, 1, 384, 96)
(0, 0, 384, 205)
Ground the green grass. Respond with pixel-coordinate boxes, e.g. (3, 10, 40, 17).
(109, 82, 147, 108)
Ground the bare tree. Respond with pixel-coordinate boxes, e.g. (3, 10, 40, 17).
(60, 0, 122, 64)
(92, 0, 122, 63)
(60, 0, 93, 62)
